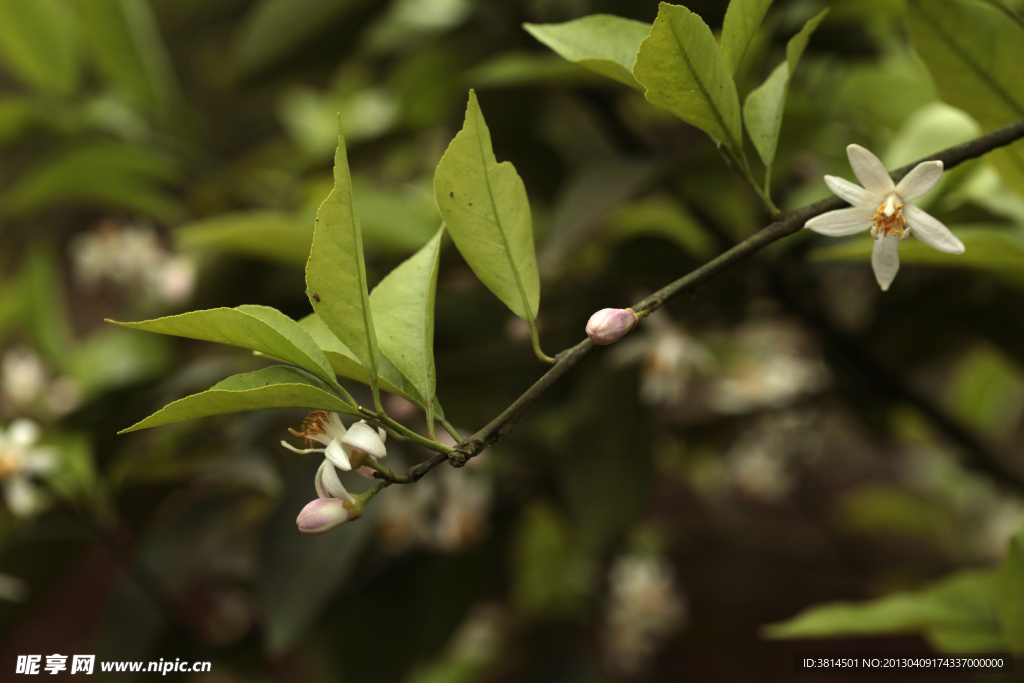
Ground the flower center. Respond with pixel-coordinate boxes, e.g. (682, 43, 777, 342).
(290, 410, 330, 444)
(870, 197, 907, 240)
(0, 447, 23, 479)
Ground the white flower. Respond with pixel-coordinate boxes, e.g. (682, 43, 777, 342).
(281, 411, 387, 476)
(805, 144, 964, 291)
(0, 419, 57, 517)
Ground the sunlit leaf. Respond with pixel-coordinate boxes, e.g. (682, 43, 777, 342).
(633, 3, 744, 156)
(306, 119, 380, 384)
(110, 305, 337, 386)
(77, 0, 179, 117)
(720, 0, 773, 75)
(907, 0, 1024, 196)
(0, 0, 79, 95)
(434, 90, 540, 323)
(742, 9, 827, 166)
(523, 14, 650, 90)
(369, 227, 444, 422)
(764, 569, 1006, 653)
(174, 211, 314, 267)
(119, 366, 357, 433)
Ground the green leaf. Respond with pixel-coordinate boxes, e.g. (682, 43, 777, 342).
(119, 366, 357, 433)
(810, 226, 1024, 290)
(306, 119, 380, 387)
(434, 91, 540, 323)
(997, 529, 1024, 652)
(0, 0, 79, 95)
(369, 227, 444, 420)
(0, 142, 183, 225)
(633, 3, 744, 156)
(297, 313, 444, 418)
(110, 305, 337, 386)
(764, 569, 1005, 653)
(174, 211, 314, 267)
(522, 14, 651, 90)
(742, 9, 827, 166)
(907, 0, 1024, 196)
(76, 0, 178, 117)
(720, 0, 773, 75)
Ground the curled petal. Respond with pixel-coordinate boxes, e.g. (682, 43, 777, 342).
(847, 144, 895, 195)
(824, 175, 882, 209)
(281, 440, 324, 455)
(315, 459, 355, 502)
(8, 419, 40, 448)
(296, 498, 351, 534)
(342, 422, 387, 460)
(895, 161, 943, 202)
(903, 204, 965, 254)
(325, 439, 353, 470)
(871, 233, 901, 291)
(805, 206, 875, 236)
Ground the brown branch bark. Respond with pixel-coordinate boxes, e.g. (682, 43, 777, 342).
(388, 116, 1024, 485)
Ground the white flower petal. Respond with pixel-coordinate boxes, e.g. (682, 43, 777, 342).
(824, 175, 882, 208)
(341, 422, 387, 460)
(871, 233, 901, 291)
(325, 439, 353, 470)
(22, 449, 56, 475)
(377, 427, 387, 444)
(323, 412, 348, 441)
(8, 419, 39, 448)
(895, 161, 943, 202)
(847, 144, 895, 195)
(316, 459, 354, 502)
(4, 478, 38, 517)
(805, 206, 876, 236)
(903, 204, 965, 254)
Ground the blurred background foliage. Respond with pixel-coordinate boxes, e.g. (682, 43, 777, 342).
(1, 0, 1024, 680)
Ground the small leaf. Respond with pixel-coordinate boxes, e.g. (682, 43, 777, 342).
(119, 366, 357, 433)
(110, 305, 337, 386)
(720, 0, 773, 75)
(297, 313, 446, 418)
(742, 9, 828, 166)
(523, 14, 651, 90)
(306, 118, 380, 384)
(633, 3, 744, 156)
(997, 528, 1024, 652)
(0, 0, 79, 95)
(434, 91, 540, 323)
(370, 227, 444, 418)
(174, 211, 314, 267)
(907, 0, 1024, 196)
(76, 0, 179, 117)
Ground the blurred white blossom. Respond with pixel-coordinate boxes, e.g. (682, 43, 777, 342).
(70, 221, 196, 305)
(604, 554, 686, 676)
(0, 419, 57, 517)
(1, 346, 82, 418)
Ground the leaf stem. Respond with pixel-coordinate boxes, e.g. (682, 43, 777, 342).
(358, 406, 453, 454)
(441, 419, 463, 442)
(719, 146, 780, 216)
(528, 320, 555, 364)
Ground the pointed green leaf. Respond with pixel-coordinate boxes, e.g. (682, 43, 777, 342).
(743, 9, 828, 166)
(369, 227, 444, 417)
(633, 3, 743, 156)
(0, 0, 79, 96)
(720, 0, 773, 75)
(997, 529, 1024, 651)
(907, 0, 1024, 196)
(306, 118, 380, 381)
(297, 313, 445, 418)
(119, 366, 356, 433)
(110, 305, 336, 386)
(523, 15, 651, 90)
(434, 91, 540, 322)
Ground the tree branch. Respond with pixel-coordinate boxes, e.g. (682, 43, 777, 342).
(383, 116, 1024, 484)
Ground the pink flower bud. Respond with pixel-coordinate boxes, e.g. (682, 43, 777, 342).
(296, 498, 354, 534)
(585, 308, 639, 345)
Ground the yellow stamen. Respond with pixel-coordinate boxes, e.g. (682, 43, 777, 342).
(871, 201, 907, 239)
(290, 410, 330, 445)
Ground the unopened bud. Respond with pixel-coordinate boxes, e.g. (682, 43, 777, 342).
(585, 308, 639, 345)
(296, 498, 360, 534)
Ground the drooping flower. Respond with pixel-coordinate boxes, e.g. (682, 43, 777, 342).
(281, 411, 387, 477)
(0, 419, 57, 517)
(805, 144, 964, 290)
